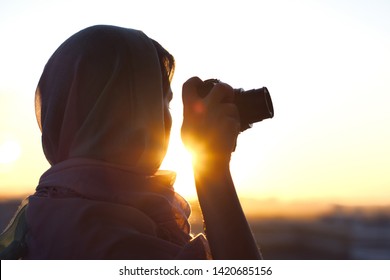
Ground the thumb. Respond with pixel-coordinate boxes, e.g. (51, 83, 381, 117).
(182, 76, 203, 106)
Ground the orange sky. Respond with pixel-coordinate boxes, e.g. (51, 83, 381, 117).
(1, 0, 390, 209)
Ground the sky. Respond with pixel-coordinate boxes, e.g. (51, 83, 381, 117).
(0, 0, 390, 209)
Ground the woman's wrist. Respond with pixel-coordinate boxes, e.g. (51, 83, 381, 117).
(192, 150, 231, 172)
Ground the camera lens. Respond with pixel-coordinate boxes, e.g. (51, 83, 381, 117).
(234, 87, 274, 132)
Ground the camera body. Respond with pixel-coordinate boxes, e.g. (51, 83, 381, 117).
(198, 79, 274, 132)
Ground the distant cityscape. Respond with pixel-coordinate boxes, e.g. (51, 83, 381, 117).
(1, 198, 390, 259)
(252, 208, 390, 260)
(190, 202, 390, 260)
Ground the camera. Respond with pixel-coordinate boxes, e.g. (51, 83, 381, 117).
(198, 79, 274, 132)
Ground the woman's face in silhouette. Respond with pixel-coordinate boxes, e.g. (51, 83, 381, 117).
(164, 86, 173, 145)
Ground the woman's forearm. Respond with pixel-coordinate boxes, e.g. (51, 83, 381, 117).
(193, 158, 262, 260)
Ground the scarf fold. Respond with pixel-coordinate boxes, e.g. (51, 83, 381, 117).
(24, 158, 210, 259)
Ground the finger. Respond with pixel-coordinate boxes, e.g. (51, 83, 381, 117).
(217, 105, 241, 134)
(220, 103, 239, 119)
(220, 116, 241, 148)
(206, 82, 234, 106)
(226, 117, 241, 137)
(182, 76, 203, 105)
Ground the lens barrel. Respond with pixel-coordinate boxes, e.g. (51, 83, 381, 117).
(234, 87, 274, 131)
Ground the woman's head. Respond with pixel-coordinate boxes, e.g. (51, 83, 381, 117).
(35, 25, 175, 174)
(152, 39, 175, 99)
(151, 39, 175, 149)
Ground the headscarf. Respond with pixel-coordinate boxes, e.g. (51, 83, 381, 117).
(35, 25, 168, 174)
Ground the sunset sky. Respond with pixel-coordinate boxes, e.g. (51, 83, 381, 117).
(1, 0, 389, 209)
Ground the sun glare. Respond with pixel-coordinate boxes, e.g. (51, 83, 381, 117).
(160, 134, 197, 199)
(0, 138, 21, 165)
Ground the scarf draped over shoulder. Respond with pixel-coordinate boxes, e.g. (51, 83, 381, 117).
(25, 158, 210, 259)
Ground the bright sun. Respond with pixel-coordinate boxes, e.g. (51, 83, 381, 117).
(0, 138, 22, 165)
(160, 135, 197, 200)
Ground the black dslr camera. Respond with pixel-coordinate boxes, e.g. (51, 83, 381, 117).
(198, 79, 274, 132)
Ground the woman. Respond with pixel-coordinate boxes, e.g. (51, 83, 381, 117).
(0, 25, 261, 259)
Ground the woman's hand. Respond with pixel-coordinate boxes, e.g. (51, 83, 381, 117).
(181, 77, 240, 163)
(181, 77, 261, 260)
